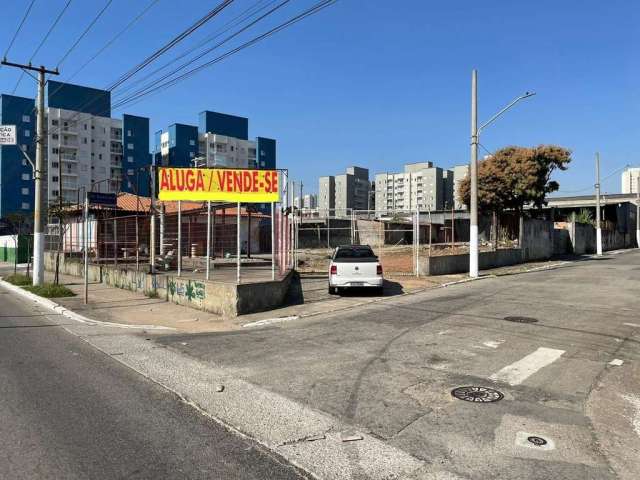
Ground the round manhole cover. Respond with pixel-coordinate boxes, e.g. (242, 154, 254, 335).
(527, 436, 547, 446)
(451, 386, 504, 403)
(504, 316, 538, 324)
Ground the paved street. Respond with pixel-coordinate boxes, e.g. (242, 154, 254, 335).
(158, 250, 640, 479)
(0, 291, 305, 480)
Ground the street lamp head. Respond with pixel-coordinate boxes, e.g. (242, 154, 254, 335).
(523, 91, 536, 98)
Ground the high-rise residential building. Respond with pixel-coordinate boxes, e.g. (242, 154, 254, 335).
(318, 166, 370, 216)
(0, 94, 36, 218)
(374, 162, 469, 213)
(622, 167, 640, 194)
(294, 194, 317, 209)
(0, 81, 151, 218)
(451, 164, 469, 209)
(155, 111, 275, 171)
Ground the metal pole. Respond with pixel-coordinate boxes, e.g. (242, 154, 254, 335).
(236, 202, 241, 284)
(206, 201, 211, 280)
(135, 214, 139, 271)
(84, 193, 89, 304)
(271, 202, 275, 280)
(415, 204, 420, 277)
(113, 217, 118, 266)
(451, 204, 455, 247)
(177, 200, 182, 276)
(469, 69, 479, 278)
(150, 165, 156, 274)
(595, 152, 602, 256)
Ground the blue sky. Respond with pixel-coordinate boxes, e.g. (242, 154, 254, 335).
(1, 0, 638, 196)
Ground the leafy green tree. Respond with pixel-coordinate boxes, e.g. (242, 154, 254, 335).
(458, 145, 572, 214)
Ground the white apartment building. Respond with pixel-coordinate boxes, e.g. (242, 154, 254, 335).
(375, 162, 469, 213)
(46, 107, 123, 205)
(197, 133, 257, 168)
(621, 167, 640, 194)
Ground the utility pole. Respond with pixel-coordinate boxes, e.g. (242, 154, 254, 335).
(636, 177, 640, 249)
(469, 69, 479, 278)
(1, 60, 59, 286)
(595, 152, 602, 256)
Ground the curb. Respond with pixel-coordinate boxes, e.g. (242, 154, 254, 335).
(0, 278, 175, 331)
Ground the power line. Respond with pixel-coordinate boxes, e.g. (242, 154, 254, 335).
(43, 0, 236, 140)
(113, 0, 292, 101)
(556, 164, 631, 195)
(2, 0, 37, 61)
(11, 0, 73, 94)
(47, 0, 162, 104)
(113, 0, 338, 110)
(106, 0, 235, 91)
(112, 0, 276, 100)
(56, 0, 115, 69)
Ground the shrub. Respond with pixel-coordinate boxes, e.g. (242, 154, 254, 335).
(4, 273, 32, 286)
(23, 283, 76, 298)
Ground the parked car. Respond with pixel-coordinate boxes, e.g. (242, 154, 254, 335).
(328, 245, 383, 295)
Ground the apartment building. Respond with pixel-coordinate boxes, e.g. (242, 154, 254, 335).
(155, 111, 275, 171)
(622, 167, 640, 194)
(294, 194, 317, 209)
(374, 162, 469, 213)
(0, 82, 150, 218)
(318, 166, 370, 217)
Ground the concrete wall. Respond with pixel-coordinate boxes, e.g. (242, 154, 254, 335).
(44, 252, 292, 317)
(421, 249, 523, 276)
(522, 219, 554, 261)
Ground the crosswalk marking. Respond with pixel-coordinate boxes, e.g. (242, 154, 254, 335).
(490, 347, 565, 386)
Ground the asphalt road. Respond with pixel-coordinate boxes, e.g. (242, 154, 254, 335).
(0, 290, 305, 480)
(160, 251, 640, 479)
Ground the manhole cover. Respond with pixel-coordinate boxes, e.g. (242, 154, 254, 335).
(504, 316, 538, 324)
(527, 436, 547, 446)
(451, 386, 504, 403)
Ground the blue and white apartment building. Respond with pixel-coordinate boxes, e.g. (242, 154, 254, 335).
(0, 81, 150, 218)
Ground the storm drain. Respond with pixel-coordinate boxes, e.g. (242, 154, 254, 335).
(503, 316, 538, 324)
(527, 436, 547, 446)
(451, 386, 504, 403)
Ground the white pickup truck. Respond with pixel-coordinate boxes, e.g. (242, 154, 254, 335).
(328, 245, 384, 295)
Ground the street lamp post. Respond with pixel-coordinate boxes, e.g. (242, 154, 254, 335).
(469, 69, 535, 278)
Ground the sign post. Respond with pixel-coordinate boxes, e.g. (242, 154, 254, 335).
(0, 125, 17, 145)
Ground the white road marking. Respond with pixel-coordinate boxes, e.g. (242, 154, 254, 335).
(609, 359, 624, 366)
(622, 394, 640, 438)
(242, 316, 299, 328)
(623, 323, 640, 328)
(483, 340, 504, 349)
(490, 347, 565, 386)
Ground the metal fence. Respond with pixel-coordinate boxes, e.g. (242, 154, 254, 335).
(294, 209, 520, 276)
(45, 201, 294, 284)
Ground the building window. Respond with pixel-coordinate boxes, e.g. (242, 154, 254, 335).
(52, 133, 59, 140)
(22, 158, 27, 166)
(52, 176, 59, 182)
(52, 190, 59, 197)
(127, 143, 134, 150)
(21, 202, 30, 210)
(189, 139, 195, 146)
(127, 155, 133, 163)
(98, 154, 102, 160)
(83, 137, 87, 144)
(84, 124, 88, 130)
(101, 140, 106, 147)
(189, 151, 195, 158)
(22, 115, 31, 123)
(52, 162, 59, 168)
(127, 130, 132, 137)
(127, 169, 134, 176)
(22, 173, 30, 180)
(21, 187, 29, 195)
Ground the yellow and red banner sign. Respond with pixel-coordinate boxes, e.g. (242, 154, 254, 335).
(157, 167, 279, 203)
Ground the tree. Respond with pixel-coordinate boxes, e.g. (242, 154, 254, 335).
(458, 145, 572, 214)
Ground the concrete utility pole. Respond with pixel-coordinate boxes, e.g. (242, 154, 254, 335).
(1, 60, 59, 286)
(469, 70, 479, 278)
(636, 177, 640, 248)
(595, 152, 602, 256)
(468, 69, 535, 278)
